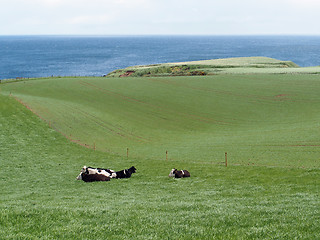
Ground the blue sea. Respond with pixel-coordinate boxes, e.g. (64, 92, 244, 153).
(1, 35, 320, 80)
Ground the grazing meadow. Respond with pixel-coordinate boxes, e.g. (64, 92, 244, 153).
(0, 57, 319, 239)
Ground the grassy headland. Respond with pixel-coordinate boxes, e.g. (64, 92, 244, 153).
(106, 57, 320, 77)
(0, 57, 319, 239)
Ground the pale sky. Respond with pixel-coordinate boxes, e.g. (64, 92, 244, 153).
(1, 0, 320, 35)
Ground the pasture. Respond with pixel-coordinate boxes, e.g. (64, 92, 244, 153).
(2, 73, 320, 168)
(1, 58, 320, 239)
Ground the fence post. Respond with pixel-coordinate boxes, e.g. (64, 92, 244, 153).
(225, 152, 228, 167)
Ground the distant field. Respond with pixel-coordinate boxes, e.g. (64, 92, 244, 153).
(107, 57, 320, 77)
(1, 57, 319, 239)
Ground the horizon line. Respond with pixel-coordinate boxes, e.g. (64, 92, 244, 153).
(1, 33, 320, 37)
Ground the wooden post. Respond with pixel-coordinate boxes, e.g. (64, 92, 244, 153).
(225, 152, 228, 167)
(127, 148, 129, 159)
(166, 151, 168, 161)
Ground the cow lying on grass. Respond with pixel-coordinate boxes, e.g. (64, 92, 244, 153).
(76, 166, 136, 182)
(169, 168, 190, 178)
(76, 166, 116, 181)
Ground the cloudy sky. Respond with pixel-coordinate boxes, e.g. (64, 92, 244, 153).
(1, 0, 320, 35)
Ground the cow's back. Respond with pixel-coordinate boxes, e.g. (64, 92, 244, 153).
(182, 170, 190, 177)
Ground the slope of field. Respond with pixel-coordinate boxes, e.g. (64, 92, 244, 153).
(0, 89, 319, 239)
(2, 71, 320, 168)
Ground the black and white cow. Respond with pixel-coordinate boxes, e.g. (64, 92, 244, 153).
(79, 172, 111, 182)
(76, 166, 116, 181)
(115, 166, 136, 179)
(168, 168, 190, 178)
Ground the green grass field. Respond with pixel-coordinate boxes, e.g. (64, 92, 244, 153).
(1, 57, 319, 239)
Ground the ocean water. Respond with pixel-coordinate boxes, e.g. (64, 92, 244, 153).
(1, 35, 320, 80)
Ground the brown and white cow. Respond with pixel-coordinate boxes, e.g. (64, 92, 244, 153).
(168, 168, 190, 178)
(76, 166, 137, 182)
(76, 166, 116, 181)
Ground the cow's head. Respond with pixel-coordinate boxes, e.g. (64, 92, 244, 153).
(129, 166, 136, 173)
(76, 173, 83, 180)
(76, 166, 97, 180)
(76, 166, 87, 180)
(168, 168, 176, 177)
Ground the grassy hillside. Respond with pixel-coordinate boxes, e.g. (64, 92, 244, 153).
(1, 57, 320, 239)
(2, 73, 320, 168)
(1, 89, 319, 239)
(107, 57, 320, 77)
